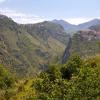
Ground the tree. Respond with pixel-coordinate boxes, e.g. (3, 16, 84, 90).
(61, 55, 82, 80)
(0, 64, 15, 89)
(46, 64, 61, 81)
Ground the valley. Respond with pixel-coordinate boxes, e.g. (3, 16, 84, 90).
(0, 14, 100, 100)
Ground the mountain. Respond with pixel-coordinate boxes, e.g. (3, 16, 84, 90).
(52, 19, 76, 32)
(78, 19, 100, 29)
(52, 19, 100, 32)
(0, 14, 69, 77)
(89, 24, 100, 32)
(69, 29, 100, 57)
(61, 22, 100, 63)
(1, 14, 100, 76)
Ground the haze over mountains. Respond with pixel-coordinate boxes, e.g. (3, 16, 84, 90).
(52, 19, 100, 32)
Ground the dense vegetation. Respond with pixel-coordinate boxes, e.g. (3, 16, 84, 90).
(32, 55, 100, 100)
(0, 55, 100, 100)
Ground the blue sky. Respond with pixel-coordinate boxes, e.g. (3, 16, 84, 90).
(0, 0, 100, 24)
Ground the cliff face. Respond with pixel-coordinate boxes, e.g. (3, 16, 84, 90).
(78, 29, 100, 40)
(62, 27, 100, 64)
(62, 37, 72, 64)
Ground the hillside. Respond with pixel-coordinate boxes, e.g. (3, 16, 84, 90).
(0, 15, 69, 76)
(70, 29, 100, 57)
(90, 24, 100, 32)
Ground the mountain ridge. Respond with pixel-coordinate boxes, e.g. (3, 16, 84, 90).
(52, 19, 100, 32)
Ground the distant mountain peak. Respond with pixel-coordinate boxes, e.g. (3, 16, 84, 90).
(52, 19, 76, 32)
(52, 18, 100, 32)
(53, 19, 71, 25)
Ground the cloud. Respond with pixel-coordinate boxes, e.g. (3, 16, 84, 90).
(0, 8, 45, 24)
(0, 0, 6, 3)
(64, 18, 95, 25)
(0, 8, 99, 25)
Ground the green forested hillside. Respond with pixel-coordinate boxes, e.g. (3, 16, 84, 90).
(70, 32, 100, 57)
(32, 55, 100, 100)
(0, 55, 100, 100)
(0, 15, 69, 76)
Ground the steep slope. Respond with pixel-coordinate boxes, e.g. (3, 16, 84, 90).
(61, 24, 100, 63)
(70, 29, 100, 57)
(0, 15, 69, 77)
(22, 21, 69, 45)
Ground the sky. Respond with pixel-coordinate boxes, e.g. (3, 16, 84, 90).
(0, 0, 100, 25)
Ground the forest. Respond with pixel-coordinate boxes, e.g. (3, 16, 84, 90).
(0, 54, 100, 100)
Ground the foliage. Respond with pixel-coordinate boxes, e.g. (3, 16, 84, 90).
(32, 55, 100, 100)
(0, 55, 100, 100)
(0, 64, 15, 89)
